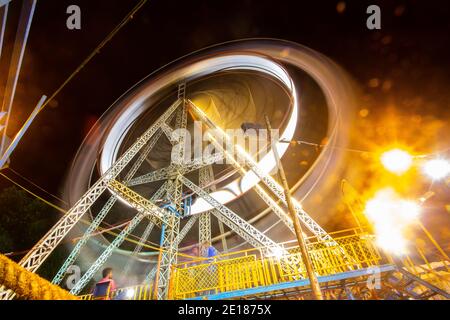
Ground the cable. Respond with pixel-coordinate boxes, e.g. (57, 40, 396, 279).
(36, 0, 148, 115)
(280, 139, 376, 154)
(0, 171, 196, 260)
(281, 139, 450, 158)
(0, 171, 151, 246)
(7, 167, 68, 206)
(0, 171, 67, 214)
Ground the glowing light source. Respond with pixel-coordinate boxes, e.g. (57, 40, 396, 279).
(397, 200, 421, 220)
(380, 149, 413, 174)
(125, 288, 135, 299)
(364, 188, 421, 255)
(422, 159, 450, 181)
(375, 230, 408, 255)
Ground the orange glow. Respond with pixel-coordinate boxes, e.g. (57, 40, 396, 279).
(364, 188, 421, 255)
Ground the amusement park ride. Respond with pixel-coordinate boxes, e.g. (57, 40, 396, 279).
(0, 1, 448, 301)
(1, 80, 449, 300)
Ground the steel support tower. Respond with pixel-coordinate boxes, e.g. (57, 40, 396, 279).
(0, 83, 338, 300)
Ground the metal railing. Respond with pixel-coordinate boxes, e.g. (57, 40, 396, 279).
(76, 228, 450, 300)
(169, 229, 382, 299)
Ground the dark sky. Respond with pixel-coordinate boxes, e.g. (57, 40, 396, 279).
(1, 0, 449, 199)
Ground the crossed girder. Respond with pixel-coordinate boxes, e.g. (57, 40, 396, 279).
(0, 84, 335, 301)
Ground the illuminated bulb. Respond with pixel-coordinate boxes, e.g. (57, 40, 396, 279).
(398, 200, 421, 220)
(376, 231, 407, 255)
(423, 159, 450, 180)
(381, 149, 413, 174)
(364, 188, 416, 255)
(125, 288, 134, 299)
(364, 188, 395, 220)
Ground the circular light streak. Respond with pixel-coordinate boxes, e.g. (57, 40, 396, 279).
(65, 39, 357, 250)
(99, 54, 298, 214)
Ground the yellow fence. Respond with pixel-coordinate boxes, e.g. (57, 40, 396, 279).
(169, 231, 382, 299)
(75, 228, 449, 300)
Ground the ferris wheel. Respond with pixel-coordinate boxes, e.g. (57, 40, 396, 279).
(0, 39, 358, 300)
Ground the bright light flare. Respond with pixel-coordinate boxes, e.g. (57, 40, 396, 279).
(398, 200, 421, 220)
(364, 188, 421, 255)
(125, 288, 135, 299)
(422, 159, 450, 180)
(375, 231, 408, 255)
(380, 149, 413, 174)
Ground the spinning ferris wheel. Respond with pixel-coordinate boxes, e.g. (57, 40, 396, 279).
(0, 39, 360, 300)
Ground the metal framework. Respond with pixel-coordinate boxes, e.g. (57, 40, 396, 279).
(69, 181, 170, 294)
(155, 84, 188, 299)
(21, 99, 180, 272)
(189, 101, 334, 243)
(174, 215, 198, 246)
(180, 176, 279, 250)
(1, 82, 340, 300)
(0, 99, 181, 299)
(52, 128, 169, 285)
(127, 153, 223, 186)
(121, 220, 155, 280)
(198, 165, 213, 255)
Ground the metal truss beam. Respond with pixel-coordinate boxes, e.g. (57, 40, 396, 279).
(122, 220, 155, 280)
(128, 165, 172, 186)
(70, 212, 146, 295)
(174, 215, 198, 246)
(253, 184, 296, 234)
(180, 176, 278, 249)
(156, 183, 180, 299)
(52, 130, 166, 285)
(189, 101, 333, 242)
(69, 182, 170, 295)
(157, 85, 187, 299)
(127, 152, 223, 187)
(218, 220, 228, 252)
(109, 180, 172, 228)
(160, 122, 177, 144)
(189, 104, 295, 236)
(198, 211, 211, 252)
(143, 266, 157, 284)
(200, 164, 229, 253)
(11, 99, 181, 277)
(198, 165, 213, 255)
(52, 196, 117, 285)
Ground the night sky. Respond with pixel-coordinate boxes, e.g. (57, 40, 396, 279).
(1, 1, 449, 214)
